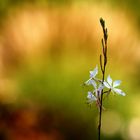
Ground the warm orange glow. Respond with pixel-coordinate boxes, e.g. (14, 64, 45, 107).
(3, 7, 50, 55)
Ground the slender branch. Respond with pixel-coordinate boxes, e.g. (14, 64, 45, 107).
(100, 55, 104, 73)
(103, 89, 111, 94)
(98, 18, 108, 140)
(101, 39, 105, 55)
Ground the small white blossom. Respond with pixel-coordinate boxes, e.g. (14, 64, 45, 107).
(94, 84, 104, 97)
(85, 79, 97, 88)
(87, 91, 97, 104)
(103, 75, 126, 96)
(85, 66, 99, 88)
(87, 84, 104, 105)
(90, 65, 98, 78)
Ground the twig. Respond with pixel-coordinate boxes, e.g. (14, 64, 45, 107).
(98, 18, 108, 140)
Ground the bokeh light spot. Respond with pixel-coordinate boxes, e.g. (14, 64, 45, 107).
(128, 117, 140, 140)
(101, 111, 122, 136)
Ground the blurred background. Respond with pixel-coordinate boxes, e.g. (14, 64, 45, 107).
(0, 0, 139, 140)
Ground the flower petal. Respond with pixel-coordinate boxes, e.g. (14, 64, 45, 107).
(107, 75, 112, 86)
(113, 80, 121, 87)
(85, 78, 92, 85)
(98, 84, 104, 90)
(113, 88, 126, 96)
(87, 92, 97, 103)
(91, 80, 97, 88)
(103, 81, 111, 89)
(87, 92, 93, 99)
(90, 65, 98, 78)
(85, 79, 97, 88)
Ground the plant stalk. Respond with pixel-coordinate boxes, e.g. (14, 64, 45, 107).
(98, 18, 108, 140)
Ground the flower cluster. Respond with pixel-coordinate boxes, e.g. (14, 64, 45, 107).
(85, 65, 125, 106)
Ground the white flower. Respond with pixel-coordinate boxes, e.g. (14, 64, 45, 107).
(85, 66, 98, 88)
(89, 65, 98, 78)
(94, 84, 104, 97)
(103, 75, 126, 96)
(87, 91, 97, 104)
(85, 79, 97, 88)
